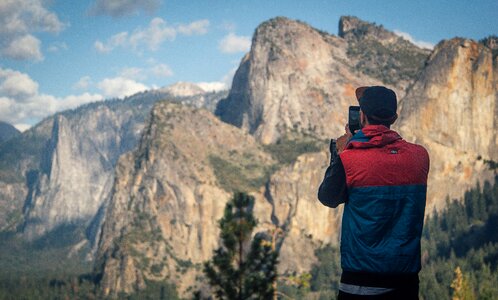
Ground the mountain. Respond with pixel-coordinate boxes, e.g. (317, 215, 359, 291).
(397, 38, 498, 209)
(0, 89, 227, 236)
(0, 15, 496, 298)
(0, 122, 20, 144)
(215, 16, 428, 145)
(93, 101, 341, 296)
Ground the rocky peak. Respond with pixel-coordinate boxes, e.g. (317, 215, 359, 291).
(481, 35, 498, 60)
(339, 15, 398, 43)
(216, 16, 380, 144)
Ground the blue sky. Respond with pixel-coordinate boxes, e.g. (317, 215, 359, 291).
(0, 0, 496, 130)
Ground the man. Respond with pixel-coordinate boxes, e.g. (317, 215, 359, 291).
(318, 86, 430, 299)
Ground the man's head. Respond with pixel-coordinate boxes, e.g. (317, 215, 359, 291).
(355, 86, 398, 128)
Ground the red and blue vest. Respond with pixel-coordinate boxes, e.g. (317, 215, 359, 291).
(339, 125, 430, 274)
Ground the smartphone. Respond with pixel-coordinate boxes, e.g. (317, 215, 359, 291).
(348, 106, 361, 134)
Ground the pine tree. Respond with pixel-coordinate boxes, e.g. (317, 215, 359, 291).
(204, 192, 278, 299)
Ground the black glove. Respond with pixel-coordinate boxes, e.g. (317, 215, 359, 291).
(329, 139, 338, 165)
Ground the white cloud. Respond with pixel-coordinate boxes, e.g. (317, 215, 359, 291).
(1, 34, 43, 61)
(196, 67, 237, 92)
(220, 21, 237, 32)
(0, 67, 103, 127)
(94, 31, 128, 53)
(58, 93, 104, 111)
(73, 76, 93, 90)
(13, 123, 31, 132)
(129, 18, 176, 51)
(394, 30, 434, 49)
(97, 77, 148, 98)
(0, 0, 65, 61)
(95, 18, 209, 53)
(219, 33, 251, 54)
(47, 41, 68, 53)
(196, 82, 226, 92)
(89, 0, 161, 17)
(119, 67, 145, 80)
(0, 68, 39, 98)
(177, 19, 210, 35)
(150, 64, 173, 77)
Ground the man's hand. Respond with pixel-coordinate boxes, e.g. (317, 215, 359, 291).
(336, 124, 353, 154)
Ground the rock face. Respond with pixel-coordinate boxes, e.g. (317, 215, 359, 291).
(22, 105, 146, 239)
(397, 38, 498, 209)
(94, 101, 342, 296)
(94, 102, 273, 295)
(216, 17, 428, 145)
(0, 121, 20, 144)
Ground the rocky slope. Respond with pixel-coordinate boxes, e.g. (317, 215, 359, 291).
(94, 101, 273, 295)
(94, 101, 342, 296)
(216, 17, 428, 145)
(397, 38, 498, 209)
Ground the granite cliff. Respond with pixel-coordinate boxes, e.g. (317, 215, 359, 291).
(94, 101, 342, 296)
(216, 16, 428, 145)
(397, 38, 498, 209)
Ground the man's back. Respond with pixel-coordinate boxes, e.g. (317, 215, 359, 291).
(317, 85, 430, 299)
(339, 125, 429, 274)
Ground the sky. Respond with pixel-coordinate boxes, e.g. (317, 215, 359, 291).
(0, 0, 496, 131)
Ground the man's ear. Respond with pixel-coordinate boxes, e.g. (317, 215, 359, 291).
(360, 111, 367, 127)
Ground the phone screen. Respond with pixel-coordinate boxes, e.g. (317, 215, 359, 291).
(348, 106, 361, 134)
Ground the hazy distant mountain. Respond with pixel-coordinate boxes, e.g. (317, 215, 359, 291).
(161, 81, 207, 97)
(0, 88, 227, 236)
(0, 121, 20, 144)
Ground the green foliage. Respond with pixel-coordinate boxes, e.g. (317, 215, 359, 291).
(310, 244, 341, 294)
(263, 135, 322, 165)
(203, 192, 278, 299)
(120, 279, 179, 300)
(346, 37, 429, 86)
(209, 154, 272, 193)
(418, 176, 498, 299)
(484, 159, 498, 171)
(0, 226, 98, 299)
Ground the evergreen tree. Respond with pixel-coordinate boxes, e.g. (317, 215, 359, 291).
(203, 192, 278, 299)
